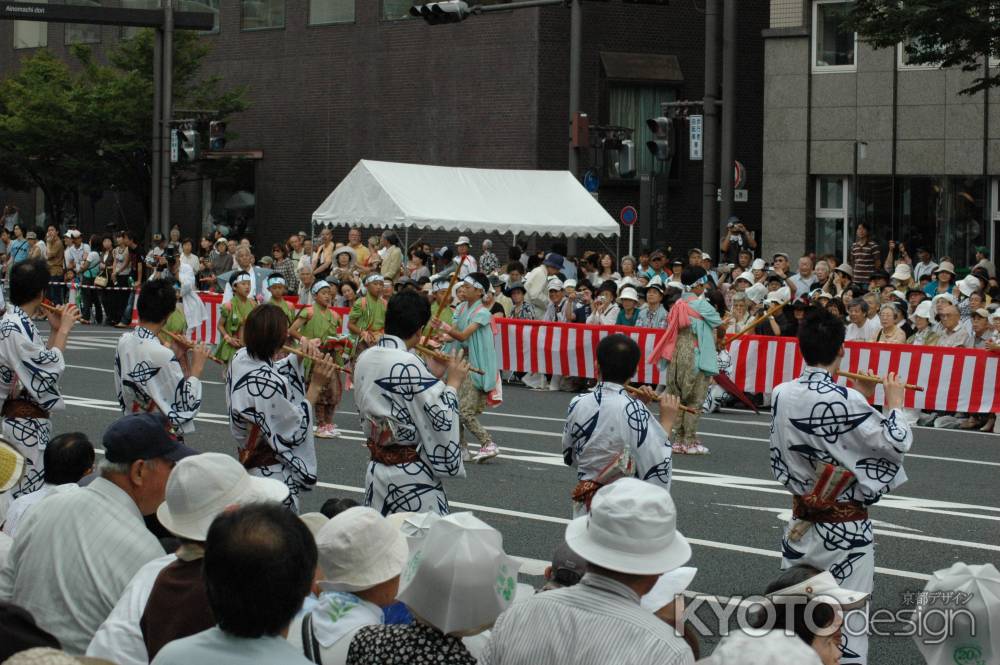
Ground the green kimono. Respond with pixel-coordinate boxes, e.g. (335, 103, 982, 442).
(296, 305, 345, 373)
(349, 294, 386, 335)
(271, 296, 296, 325)
(421, 300, 454, 340)
(163, 307, 188, 336)
(215, 295, 255, 363)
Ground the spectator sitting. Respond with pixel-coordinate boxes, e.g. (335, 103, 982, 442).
(0, 413, 196, 654)
(150, 504, 317, 665)
(935, 303, 972, 348)
(1, 432, 94, 537)
(615, 287, 641, 326)
(139, 453, 290, 662)
(754, 565, 868, 665)
(347, 512, 518, 665)
(912, 562, 1000, 665)
(971, 308, 993, 349)
(826, 297, 847, 322)
(479, 479, 694, 665)
(924, 261, 956, 297)
(872, 303, 906, 344)
(844, 297, 879, 342)
(288, 507, 408, 663)
(756, 288, 795, 337)
(586, 282, 620, 325)
(908, 301, 939, 346)
(830, 263, 854, 297)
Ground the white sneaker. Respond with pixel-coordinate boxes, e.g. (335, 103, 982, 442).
(462, 448, 475, 462)
(474, 442, 500, 463)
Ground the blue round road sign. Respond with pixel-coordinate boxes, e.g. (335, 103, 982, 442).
(620, 205, 638, 226)
(583, 168, 601, 193)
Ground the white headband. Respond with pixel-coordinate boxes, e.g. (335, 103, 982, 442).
(232, 273, 251, 285)
(462, 275, 486, 291)
(311, 280, 331, 295)
(267, 276, 286, 288)
(365, 274, 384, 285)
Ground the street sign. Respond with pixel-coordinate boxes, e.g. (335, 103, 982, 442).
(689, 115, 703, 161)
(0, 1, 214, 29)
(620, 205, 638, 226)
(582, 168, 600, 193)
(170, 130, 179, 164)
(735, 189, 748, 202)
(734, 160, 746, 189)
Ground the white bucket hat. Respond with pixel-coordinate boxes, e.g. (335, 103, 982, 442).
(618, 286, 639, 303)
(709, 630, 823, 665)
(640, 566, 698, 611)
(932, 292, 956, 306)
(156, 453, 289, 541)
(299, 512, 329, 538)
(910, 300, 935, 323)
(958, 274, 981, 297)
(455, 236, 471, 246)
(764, 286, 791, 305)
(316, 506, 408, 593)
(891, 264, 912, 282)
(563, 279, 577, 289)
(397, 512, 520, 635)
(751, 258, 767, 271)
(745, 283, 768, 305)
(766, 570, 869, 610)
(913, 562, 1000, 665)
(564, 478, 690, 575)
(547, 278, 564, 292)
(734, 274, 753, 286)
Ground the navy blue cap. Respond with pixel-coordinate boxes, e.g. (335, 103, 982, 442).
(103, 413, 198, 464)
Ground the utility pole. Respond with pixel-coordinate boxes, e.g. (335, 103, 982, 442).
(701, 0, 720, 254)
(150, 29, 162, 234)
(159, 0, 173, 237)
(719, 0, 736, 226)
(568, 0, 581, 178)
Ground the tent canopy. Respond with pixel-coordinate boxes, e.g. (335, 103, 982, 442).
(311, 160, 620, 238)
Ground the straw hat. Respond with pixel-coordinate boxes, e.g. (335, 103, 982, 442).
(397, 512, 520, 635)
(0, 440, 25, 493)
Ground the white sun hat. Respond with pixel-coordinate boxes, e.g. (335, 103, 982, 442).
(455, 236, 471, 246)
(299, 512, 329, 538)
(745, 283, 768, 305)
(764, 286, 791, 305)
(618, 286, 640, 303)
(397, 512, 520, 635)
(640, 566, 698, 611)
(316, 506, 409, 593)
(910, 300, 935, 323)
(564, 478, 690, 576)
(766, 570, 869, 610)
(891, 264, 913, 282)
(708, 630, 822, 665)
(751, 258, 767, 271)
(913, 562, 1000, 665)
(156, 452, 289, 542)
(958, 274, 981, 297)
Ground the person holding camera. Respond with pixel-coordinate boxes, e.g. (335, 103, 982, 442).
(720, 216, 757, 265)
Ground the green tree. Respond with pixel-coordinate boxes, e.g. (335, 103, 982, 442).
(850, 0, 997, 96)
(0, 30, 248, 232)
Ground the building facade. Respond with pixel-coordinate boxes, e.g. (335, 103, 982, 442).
(0, 0, 766, 259)
(764, 0, 997, 268)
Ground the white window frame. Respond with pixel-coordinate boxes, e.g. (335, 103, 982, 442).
(815, 176, 851, 260)
(897, 39, 942, 70)
(811, 0, 857, 73)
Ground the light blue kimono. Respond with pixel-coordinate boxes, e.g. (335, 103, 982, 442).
(449, 300, 498, 393)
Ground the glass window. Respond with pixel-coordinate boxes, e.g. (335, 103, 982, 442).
(309, 0, 353, 25)
(179, 0, 220, 34)
(14, 0, 48, 49)
(608, 85, 677, 178)
(897, 177, 985, 268)
(381, 0, 412, 20)
(815, 176, 848, 260)
(853, 176, 893, 250)
(241, 0, 284, 30)
(64, 0, 101, 44)
(813, 1, 855, 70)
(121, 0, 157, 39)
(899, 38, 942, 69)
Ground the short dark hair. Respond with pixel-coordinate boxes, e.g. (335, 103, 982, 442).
(505, 262, 523, 275)
(319, 496, 359, 519)
(43, 432, 95, 485)
(137, 278, 177, 325)
(10, 257, 49, 306)
(754, 565, 837, 648)
(596, 334, 640, 384)
(798, 308, 845, 366)
(384, 291, 431, 340)
(204, 503, 317, 638)
(243, 304, 288, 362)
(847, 297, 869, 315)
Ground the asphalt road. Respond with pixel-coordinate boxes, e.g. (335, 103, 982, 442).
(56, 325, 1000, 662)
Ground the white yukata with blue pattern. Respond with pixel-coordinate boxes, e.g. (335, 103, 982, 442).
(114, 326, 203, 436)
(770, 366, 913, 665)
(562, 381, 674, 518)
(0, 304, 65, 520)
(353, 335, 464, 516)
(226, 348, 317, 511)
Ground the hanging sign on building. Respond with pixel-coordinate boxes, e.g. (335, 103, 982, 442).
(689, 115, 703, 161)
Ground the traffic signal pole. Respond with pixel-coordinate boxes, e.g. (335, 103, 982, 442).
(719, 0, 736, 226)
(159, 0, 174, 237)
(151, 29, 162, 235)
(701, 0, 720, 255)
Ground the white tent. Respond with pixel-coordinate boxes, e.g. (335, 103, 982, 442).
(311, 160, 619, 238)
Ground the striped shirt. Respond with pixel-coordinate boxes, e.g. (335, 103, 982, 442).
(479, 573, 694, 665)
(0, 477, 163, 654)
(849, 240, 880, 285)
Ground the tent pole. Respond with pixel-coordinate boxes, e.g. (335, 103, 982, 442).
(405, 226, 409, 254)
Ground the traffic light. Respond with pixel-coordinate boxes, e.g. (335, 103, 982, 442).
(645, 116, 673, 161)
(618, 139, 636, 178)
(179, 128, 200, 162)
(409, 1, 470, 24)
(208, 120, 226, 151)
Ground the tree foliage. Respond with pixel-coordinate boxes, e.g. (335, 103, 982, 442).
(0, 30, 248, 231)
(850, 0, 998, 96)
